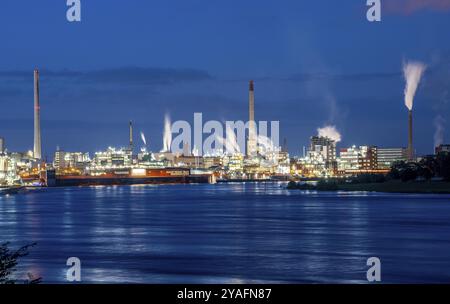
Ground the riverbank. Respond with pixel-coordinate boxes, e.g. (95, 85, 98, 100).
(0, 185, 25, 196)
(287, 180, 450, 194)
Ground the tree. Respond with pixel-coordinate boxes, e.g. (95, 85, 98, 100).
(387, 161, 406, 180)
(436, 153, 450, 181)
(0, 242, 41, 284)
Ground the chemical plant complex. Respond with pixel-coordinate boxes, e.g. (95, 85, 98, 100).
(1, 69, 449, 188)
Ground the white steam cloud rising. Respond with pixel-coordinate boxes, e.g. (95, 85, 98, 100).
(403, 61, 426, 111)
(162, 114, 172, 152)
(434, 115, 445, 148)
(317, 125, 342, 142)
(140, 131, 147, 146)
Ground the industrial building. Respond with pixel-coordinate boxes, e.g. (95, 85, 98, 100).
(0, 154, 21, 186)
(435, 144, 450, 155)
(53, 149, 91, 171)
(339, 146, 380, 175)
(377, 148, 408, 169)
(92, 147, 133, 168)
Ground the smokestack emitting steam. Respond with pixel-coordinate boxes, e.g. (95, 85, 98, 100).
(403, 61, 426, 161)
(317, 125, 342, 143)
(33, 69, 42, 160)
(247, 80, 257, 156)
(408, 110, 413, 160)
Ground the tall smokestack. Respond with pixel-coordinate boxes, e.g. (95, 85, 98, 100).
(0, 137, 4, 153)
(33, 69, 42, 160)
(408, 110, 413, 161)
(403, 61, 426, 162)
(247, 80, 257, 156)
(129, 120, 133, 150)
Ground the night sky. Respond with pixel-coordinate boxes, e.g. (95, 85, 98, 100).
(1, 0, 450, 159)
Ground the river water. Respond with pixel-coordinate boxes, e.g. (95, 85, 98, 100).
(1, 183, 450, 283)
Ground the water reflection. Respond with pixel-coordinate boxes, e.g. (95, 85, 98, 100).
(1, 184, 450, 283)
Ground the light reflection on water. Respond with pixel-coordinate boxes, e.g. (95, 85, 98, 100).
(1, 183, 450, 283)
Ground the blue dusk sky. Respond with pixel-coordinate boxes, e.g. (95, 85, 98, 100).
(1, 0, 450, 158)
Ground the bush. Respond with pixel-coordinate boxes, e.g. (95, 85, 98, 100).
(0, 242, 41, 284)
(351, 174, 386, 184)
(436, 153, 450, 181)
(316, 180, 339, 190)
(400, 167, 418, 182)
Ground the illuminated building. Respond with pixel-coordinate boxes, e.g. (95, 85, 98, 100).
(275, 151, 290, 175)
(137, 149, 167, 168)
(339, 146, 378, 174)
(174, 155, 204, 168)
(53, 148, 91, 171)
(0, 154, 21, 186)
(435, 144, 450, 155)
(310, 136, 337, 171)
(298, 152, 328, 177)
(203, 156, 222, 169)
(92, 147, 133, 168)
(296, 136, 338, 177)
(223, 153, 244, 175)
(377, 148, 407, 169)
(174, 155, 224, 170)
(8, 151, 35, 174)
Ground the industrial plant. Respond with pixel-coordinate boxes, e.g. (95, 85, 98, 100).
(0, 66, 448, 190)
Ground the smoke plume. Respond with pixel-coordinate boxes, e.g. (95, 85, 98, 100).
(162, 114, 172, 152)
(317, 125, 342, 142)
(434, 115, 445, 148)
(403, 61, 427, 111)
(140, 131, 147, 146)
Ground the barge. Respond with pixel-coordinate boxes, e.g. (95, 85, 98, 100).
(46, 168, 214, 187)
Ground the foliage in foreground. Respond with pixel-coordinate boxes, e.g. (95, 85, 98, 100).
(0, 242, 41, 284)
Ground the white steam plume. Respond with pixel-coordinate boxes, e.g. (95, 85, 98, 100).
(434, 115, 445, 148)
(403, 61, 426, 111)
(317, 125, 342, 143)
(162, 114, 172, 152)
(140, 131, 147, 146)
(215, 126, 241, 155)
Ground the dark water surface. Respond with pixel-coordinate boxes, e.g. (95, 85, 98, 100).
(1, 183, 450, 283)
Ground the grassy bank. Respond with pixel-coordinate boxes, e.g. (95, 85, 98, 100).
(288, 180, 450, 194)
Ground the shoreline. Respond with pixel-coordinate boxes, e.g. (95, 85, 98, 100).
(287, 180, 450, 194)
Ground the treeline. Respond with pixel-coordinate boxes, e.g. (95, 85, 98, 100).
(388, 153, 450, 182)
(287, 152, 450, 190)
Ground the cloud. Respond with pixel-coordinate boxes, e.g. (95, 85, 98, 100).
(384, 0, 450, 15)
(287, 72, 400, 83)
(0, 67, 213, 85)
